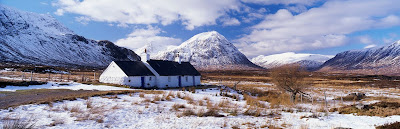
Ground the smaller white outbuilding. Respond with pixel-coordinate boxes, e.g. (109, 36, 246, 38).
(99, 51, 201, 88)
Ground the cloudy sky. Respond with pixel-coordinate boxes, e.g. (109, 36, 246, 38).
(2, 0, 400, 58)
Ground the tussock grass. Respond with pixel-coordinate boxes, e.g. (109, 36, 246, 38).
(376, 121, 400, 129)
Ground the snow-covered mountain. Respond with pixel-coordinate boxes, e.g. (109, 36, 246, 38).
(319, 41, 400, 75)
(0, 5, 139, 67)
(153, 31, 261, 70)
(251, 52, 333, 70)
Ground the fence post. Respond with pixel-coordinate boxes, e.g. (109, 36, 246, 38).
(22, 72, 25, 81)
(30, 71, 33, 82)
(324, 91, 328, 110)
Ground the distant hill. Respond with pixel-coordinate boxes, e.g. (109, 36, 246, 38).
(251, 52, 333, 70)
(319, 41, 400, 75)
(0, 5, 139, 67)
(153, 31, 261, 70)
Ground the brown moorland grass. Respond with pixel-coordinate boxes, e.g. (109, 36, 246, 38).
(332, 101, 400, 117)
(376, 121, 400, 129)
(0, 89, 163, 109)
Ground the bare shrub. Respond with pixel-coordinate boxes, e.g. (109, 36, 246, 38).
(270, 64, 310, 103)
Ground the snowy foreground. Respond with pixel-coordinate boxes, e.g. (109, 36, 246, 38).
(0, 83, 399, 129)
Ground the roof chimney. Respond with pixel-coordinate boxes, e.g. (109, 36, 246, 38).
(176, 52, 181, 64)
(141, 49, 150, 62)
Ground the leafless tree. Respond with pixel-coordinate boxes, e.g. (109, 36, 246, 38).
(270, 64, 310, 103)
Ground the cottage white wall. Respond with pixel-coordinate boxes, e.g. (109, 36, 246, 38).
(99, 62, 127, 85)
(124, 76, 156, 88)
(157, 76, 179, 88)
(194, 76, 201, 86)
(156, 75, 201, 88)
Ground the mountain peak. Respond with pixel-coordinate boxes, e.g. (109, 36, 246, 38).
(153, 31, 260, 70)
(186, 31, 227, 44)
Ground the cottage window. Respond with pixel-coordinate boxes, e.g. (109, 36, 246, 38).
(149, 77, 152, 81)
(185, 76, 188, 82)
(128, 80, 131, 82)
(168, 77, 171, 82)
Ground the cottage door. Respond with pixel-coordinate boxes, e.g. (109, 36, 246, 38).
(178, 76, 182, 87)
(192, 76, 195, 86)
(141, 76, 145, 88)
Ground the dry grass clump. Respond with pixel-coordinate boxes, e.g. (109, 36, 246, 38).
(334, 92, 366, 101)
(332, 101, 400, 117)
(49, 118, 65, 126)
(243, 94, 265, 108)
(243, 106, 264, 117)
(86, 99, 93, 108)
(183, 95, 195, 104)
(153, 95, 162, 101)
(172, 104, 186, 111)
(376, 121, 400, 129)
(258, 92, 292, 108)
(181, 109, 196, 116)
(70, 104, 82, 113)
(1, 116, 36, 129)
(139, 93, 145, 98)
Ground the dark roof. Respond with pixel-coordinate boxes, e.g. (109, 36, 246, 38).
(114, 61, 155, 76)
(147, 60, 201, 76)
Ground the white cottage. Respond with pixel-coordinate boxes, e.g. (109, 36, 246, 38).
(99, 52, 201, 88)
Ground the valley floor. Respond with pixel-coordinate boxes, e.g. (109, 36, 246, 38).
(0, 82, 399, 129)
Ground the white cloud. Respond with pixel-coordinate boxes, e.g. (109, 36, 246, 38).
(241, 0, 320, 5)
(115, 26, 182, 54)
(53, 0, 242, 30)
(364, 44, 376, 49)
(220, 17, 241, 26)
(236, 0, 400, 57)
(358, 36, 373, 44)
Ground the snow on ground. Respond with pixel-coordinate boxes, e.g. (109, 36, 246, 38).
(0, 85, 399, 129)
(0, 82, 133, 92)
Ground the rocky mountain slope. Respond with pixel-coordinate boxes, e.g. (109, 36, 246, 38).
(153, 31, 261, 70)
(0, 5, 139, 67)
(319, 41, 400, 75)
(251, 52, 333, 70)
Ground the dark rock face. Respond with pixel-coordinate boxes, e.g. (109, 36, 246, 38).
(0, 5, 139, 67)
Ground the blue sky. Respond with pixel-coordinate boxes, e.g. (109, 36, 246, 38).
(2, 0, 400, 58)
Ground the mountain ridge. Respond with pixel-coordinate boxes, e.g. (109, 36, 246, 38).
(0, 5, 139, 68)
(319, 40, 400, 75)
(251, 52, 333, 70)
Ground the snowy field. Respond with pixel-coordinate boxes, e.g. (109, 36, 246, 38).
(0, 82, 399, 128)
(0, 82, 133, 92)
